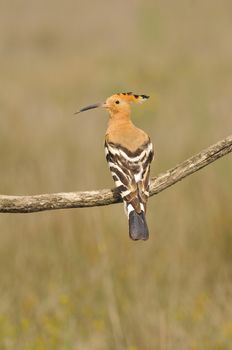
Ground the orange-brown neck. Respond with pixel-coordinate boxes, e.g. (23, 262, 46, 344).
(107, 110, 132, 127)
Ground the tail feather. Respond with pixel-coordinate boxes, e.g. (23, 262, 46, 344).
(129, 210, 149, 241)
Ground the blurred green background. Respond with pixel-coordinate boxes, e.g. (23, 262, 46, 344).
(0, 1, 232, 349)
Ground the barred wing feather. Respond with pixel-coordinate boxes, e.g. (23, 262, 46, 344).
(105, 140, 154, 214)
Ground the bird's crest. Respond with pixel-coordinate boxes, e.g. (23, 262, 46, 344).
(114, 92, 149, 104)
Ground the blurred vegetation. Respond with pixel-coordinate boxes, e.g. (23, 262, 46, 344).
(0, 0, 232, 349)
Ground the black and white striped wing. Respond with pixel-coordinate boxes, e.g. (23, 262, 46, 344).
(105, 140, 154, 214)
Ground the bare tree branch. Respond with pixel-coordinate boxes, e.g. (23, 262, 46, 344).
(0, 135, 231, 214)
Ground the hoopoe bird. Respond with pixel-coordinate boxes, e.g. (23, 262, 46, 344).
(76, 92, 154, 240)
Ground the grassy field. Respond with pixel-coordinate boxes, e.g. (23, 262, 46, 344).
(0, 1, 232, 349)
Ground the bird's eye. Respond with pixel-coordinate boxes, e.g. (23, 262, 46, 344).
(115, 100, 120, 104)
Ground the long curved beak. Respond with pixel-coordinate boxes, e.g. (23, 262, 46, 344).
(74, 102, 104, 114)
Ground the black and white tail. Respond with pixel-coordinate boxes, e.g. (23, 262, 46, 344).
(128, 210, 149, 241)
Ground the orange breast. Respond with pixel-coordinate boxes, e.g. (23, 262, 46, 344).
(106, 122, 149, 152)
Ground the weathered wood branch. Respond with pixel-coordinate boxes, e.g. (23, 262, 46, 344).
(0, 135, 231, 214)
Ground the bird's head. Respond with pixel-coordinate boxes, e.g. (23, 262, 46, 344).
(75, 92, 149, 115)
